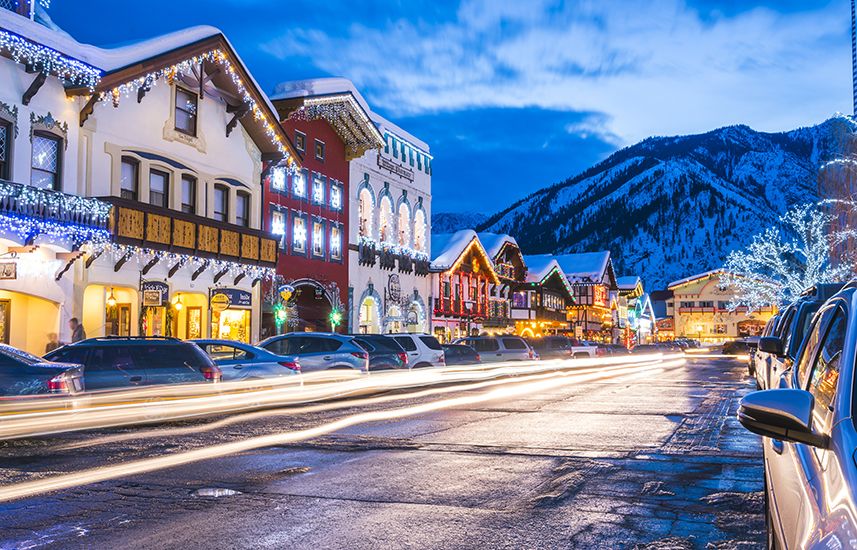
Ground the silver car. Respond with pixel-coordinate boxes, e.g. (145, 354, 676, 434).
(258, 333, 369, 374)
(192, 339, 301, 381)
(738, 285, 857, 548)
(452, 336, 536, 363)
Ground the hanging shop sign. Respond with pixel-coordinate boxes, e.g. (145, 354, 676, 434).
(278, 284, 295, 302)
(377, 156, 414, 182)
(141, 280, 169, 306)
(210, 288, 252, 310)
(387, 274, 401, 303)
(0, 262, 16, 280)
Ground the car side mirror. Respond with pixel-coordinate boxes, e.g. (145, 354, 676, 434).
(758, 336, 784, 357)
(738, 389, 828, 448)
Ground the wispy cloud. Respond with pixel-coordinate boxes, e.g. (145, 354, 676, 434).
(261, 0, 850, 144)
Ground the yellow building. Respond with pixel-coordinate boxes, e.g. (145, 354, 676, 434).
(667, 270, 775, 343)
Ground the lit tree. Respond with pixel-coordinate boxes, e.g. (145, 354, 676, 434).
(723, 201, 857, 310)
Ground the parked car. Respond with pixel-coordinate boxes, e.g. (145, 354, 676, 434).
(258, 333, 368, 373)
(45, 337, 220, 391)
(756, 283, 844, 390)
(751, 314, 780, 381)
(629, 344, 664, 354)
(389, 334, 446, 368)
(441, 344, 481, 366)
(528, 336, 593, 359)
(191, 339, 301, 381)
(600, 343, 631, 357)
(722, 338, 754, 355)
(0, 344, 84, 396)
(351, 334, 408, 371)
(452, 336, 537, 363)
(738, 284, 857, 549)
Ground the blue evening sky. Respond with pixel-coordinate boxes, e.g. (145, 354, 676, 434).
(52, 0, 852, 214)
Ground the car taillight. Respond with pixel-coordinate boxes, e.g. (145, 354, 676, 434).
(47, 374, 69, 393)
(596, 348, 606, 357)
(398, 352, 408, 365)
(201, 365, 221, 381)
(279, 361, 301, 372)
(351, 351, 369, 360)
(528, 349, 535, 359)
(475, 353, 481, 362)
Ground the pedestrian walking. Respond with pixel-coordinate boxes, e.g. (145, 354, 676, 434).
(45, 332, 60, 353)
(69, 318, 86, 343)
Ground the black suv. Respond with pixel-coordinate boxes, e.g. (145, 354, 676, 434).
(45, 337, 221, 391)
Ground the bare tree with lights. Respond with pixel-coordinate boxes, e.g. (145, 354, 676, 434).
(722, 201, 857, 311)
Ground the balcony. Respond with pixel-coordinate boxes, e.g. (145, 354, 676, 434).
(358, 240, 377, 266)
(398, 253, 413, 273)
(379, 247, 396, 270)
(0, 179, 111, 241)
(433, 297, 487, 319)
(415, 258, 430, 276)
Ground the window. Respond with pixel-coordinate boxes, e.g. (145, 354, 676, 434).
(398, 202, 411, 247)
(271, 209, 286, 249)
(808, 309, 846, 435)
(120, 157, 139, 200)
(512, 292, 528, 308)
(312, 173, 325, 205)
(419, 336, 442, 350)
(330, 182, 342, 210)
(717, 301, 729, 310)
(312, 219, 325, 258)
(314, 139, 325, 161)
(502, 338, 527, 350)
(292, 169, 307, 199)
(271, 166, 287, 192)
(413, 209, 426, 252)
(358, 188, 374, 238)
(698, 301, 714, 308)
(236, 192, 250, 227)
(30, 132, 61, 189)
(149, 168, 169, 208)
(379, 195, 393, 243)
(392, 137, 398, 158)
(409, 148, 415, 167)
(295, 131, 306, 153)
(330, 224, 342, 261)
(384, 135, 390, 154)
(213, 185, 228, 222)
(292, 213, 307, 254)
(181, 175, 196, 214)
(0, 120, 10, 180)
(796, 308, 834, 390)
(417, 154, 422, 171)
(393, 336, 417, 352)
(679, 301, 695, 308)
(174, 87, 198, 135)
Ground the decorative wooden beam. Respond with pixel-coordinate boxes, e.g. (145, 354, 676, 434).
(55, 251, 84, 281)
(85, 248, 104, 268)
(7, 245, 38, 255)
(137, 79, 153, 103)
(234, 273, 245, 285)
(168, 260, 184, 278)
(22, 71, 47, 106)
(191, 263, 208, 281)
(141, 256, 160, 275)
(252, 277, 262, 288)
(213, 269, 229, 284)
(225, 105, 249, 138)
(113, 250, 134, 272)
(79, 94, 99, 127)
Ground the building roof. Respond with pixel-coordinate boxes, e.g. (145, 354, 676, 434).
(522, 255, 560, 283)
(0, 10, 299, 162)
(667, 269, 726, 290)
(616, 276, 641, 290)
(430, 230, 477, 270)
(553, 251, 617, 287)
(271, 77, 429, 153)
(477, 233, 519, 261)
(649, 289, 674, 301)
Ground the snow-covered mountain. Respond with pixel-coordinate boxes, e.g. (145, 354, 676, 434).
(478, 116, 857, 290)
(432, 212, 488, 234)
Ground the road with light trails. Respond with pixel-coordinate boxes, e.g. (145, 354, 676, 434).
(0, 355, 763, 549)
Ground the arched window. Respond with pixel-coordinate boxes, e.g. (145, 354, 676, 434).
(413, 208, 426, 253)
(379, 195, 393, 244)
(397, 202, 411, 247)
(359, 187, 374, 238)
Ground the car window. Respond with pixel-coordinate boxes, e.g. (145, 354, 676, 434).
(88, 347, 136, 372)
(442, 346, 459, 357)
(301, 337, 342, 353)
(808, 309, 846, 433)
(796, 307, 836, 390)
(502, 338, 527, 350)
(353, 338, 376, 352)
(130, 344, 209, 370)
(550, 338, 569, 350)
(46, 347, 89, 365)
(205, 344, 249, 361)
(393, 336, 418, 352)
(472, 339, 499, 352)
(369, 337, 403, 352)
(419, 336, 442, 351)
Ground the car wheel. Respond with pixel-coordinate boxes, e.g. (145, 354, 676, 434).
(413, 362, 431, 369)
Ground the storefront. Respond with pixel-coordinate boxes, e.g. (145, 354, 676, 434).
(210, 288, 253, 342)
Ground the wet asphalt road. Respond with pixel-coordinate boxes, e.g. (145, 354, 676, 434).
(0, 356, 764, 549)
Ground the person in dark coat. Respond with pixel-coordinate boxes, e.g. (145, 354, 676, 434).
(45, 332, 60, 354)
(69, 318, 86, 343)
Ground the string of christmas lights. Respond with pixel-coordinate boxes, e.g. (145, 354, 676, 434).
(0, 29, 101, 90)
(0, 212, 110, 246)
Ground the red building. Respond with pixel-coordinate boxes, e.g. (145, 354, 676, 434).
(263, 91, 382, 335)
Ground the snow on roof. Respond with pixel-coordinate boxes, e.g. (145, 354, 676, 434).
(477, 232, 518, 261)
(667, 269, 725, 290)
(522, 255, 561, 283)
(553, 252, 611, 282)
(430, 230, 478, 270)
(616, 276, 641, 290)
(271, 77, 430, 153)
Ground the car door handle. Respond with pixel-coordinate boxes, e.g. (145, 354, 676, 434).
(770, 439, 784, 455)
(496, 353, 502, 356)
(129, 376, 142, 383)
(233, 365, 244, 370)
(323, 356, 332, 361)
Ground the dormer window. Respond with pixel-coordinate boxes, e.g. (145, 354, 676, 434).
(295, 131, 306, 153)
(314, 139, 325, 161)
(30, 132, 61, 190)
(175, 87, 198, 136)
